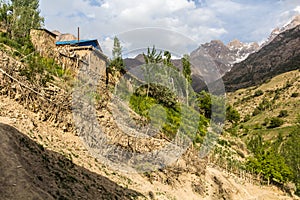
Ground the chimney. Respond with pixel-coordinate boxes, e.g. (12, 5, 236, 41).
(77, 27, 80, 43)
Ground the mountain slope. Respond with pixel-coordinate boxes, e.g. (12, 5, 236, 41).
(226, 69, 300, 197)
(223, 24, 300, 92)
(0, 122, 143, 200)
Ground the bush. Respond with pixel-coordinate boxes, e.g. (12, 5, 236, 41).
(268, 117, 284, 128)
(291, 93, 299, 98)
(254, 90, 264, 97)
(278, 110, 288, 118)
(19, 54, 66, 86)
(252, 108, 261, 116)
(246, 151, 292, 184)
(243, 114, 251, 122)
(258, 98, 272, 111)
(226, 105, 240, 124)
(262, 117, 270, 126)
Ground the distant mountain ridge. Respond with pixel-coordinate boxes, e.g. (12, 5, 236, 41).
(222, 23, 300, 92)
(260, 15, 300, 49)
(124, 15, 300, 93)
(191, 39, 259, 76)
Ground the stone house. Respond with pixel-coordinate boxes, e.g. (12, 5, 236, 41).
(30, 28, 108, 80)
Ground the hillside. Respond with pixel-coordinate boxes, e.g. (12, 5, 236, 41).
(0, 94, 295, 200)
(1, 1, 299, 198)
(225, 69, 300, 197)
(0, 29, 297, 199)
(0, 122, 142, 200)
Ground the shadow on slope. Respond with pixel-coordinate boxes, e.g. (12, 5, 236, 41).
(0, 123, 144, 200)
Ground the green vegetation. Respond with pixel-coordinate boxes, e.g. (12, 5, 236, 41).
(109, 36, 125, 74)
(128, 47, 210, 144)
(226, 105, 240, 124)
(278, 110, 288, 118)
(182, 54, 192, 84)
(281, 125, 300, 195)
(246, 134, 292, 185)
(226, 70, 300, 195)
(143, 46, 162, 64)
(0, 0, 44, 45)
(268, 117, 284, 128)
(0, 0, 69, 86)
(20, 54, 69, 85)
(291, 92, 299, 97)
(254, 89, 264, 97)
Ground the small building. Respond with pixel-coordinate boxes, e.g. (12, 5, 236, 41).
(56, 39, 102, 52)
(30, 28, 108, 80)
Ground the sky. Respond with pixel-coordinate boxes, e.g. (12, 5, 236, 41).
(39, 0, 300, 57)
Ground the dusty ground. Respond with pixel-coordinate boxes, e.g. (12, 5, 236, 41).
(0, 94, 297, 200)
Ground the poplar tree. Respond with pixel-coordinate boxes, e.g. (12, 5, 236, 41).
(0, 0, 44, 42)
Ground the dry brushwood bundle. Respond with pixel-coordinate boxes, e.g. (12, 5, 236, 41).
(0, 50, 73, 131)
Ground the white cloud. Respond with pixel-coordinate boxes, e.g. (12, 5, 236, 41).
(39, 0, 300, 57)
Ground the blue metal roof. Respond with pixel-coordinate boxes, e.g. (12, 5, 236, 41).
(56, 39, 101, 50)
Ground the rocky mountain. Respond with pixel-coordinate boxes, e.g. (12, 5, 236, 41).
(260, 15, 300, 48)
(124, 39, 258, 75)
(124, 54, 144, 70)
(123, 39, 258, 93)
(222, 24, 300, 92)
(191, 39, 259, 76)
(52, 30, 77, 41)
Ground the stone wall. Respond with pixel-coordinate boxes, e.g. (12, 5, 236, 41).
(30, 29, 58, 58)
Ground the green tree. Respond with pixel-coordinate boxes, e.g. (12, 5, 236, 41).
(197, 91, 212, 119)
(143, 46, 162, 64)
(182, 54, 191, 84)
(112, 36, 122, 59)
(1, 0, 44, 42)
(247, 134, 293, 186)
(182, 54, 192, 106)
(226, 105, 240, 124)
(109, 36, 125, 73)
(281, 128, 300, 195)
(247, 150, 292, 185)
(247, 134, 264, 155)
(142, 46, 163, 97)
(0, 1, 13, 33)
(162, 50, 177, 70)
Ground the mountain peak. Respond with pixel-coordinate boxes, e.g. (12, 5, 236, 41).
(287, 14, 300, 29)
(227, 39, 243, 49)
(261, 14, 300, 48)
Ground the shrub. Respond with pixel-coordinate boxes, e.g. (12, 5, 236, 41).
(243, 114, 251, 122)
(254, 90, 264, 97)
(262, 117, 270, 126)
(258, 98, 271, 111)
(291, 93, 299, 98)
(252, 108, 261, 116)
(254, 123, 262, 130)
(226, 105, 240, 124)
(268, 117, 284, 128)
(278, 110, 288, 118)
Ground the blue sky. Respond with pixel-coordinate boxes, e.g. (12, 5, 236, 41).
(39, 0, 300, 57)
